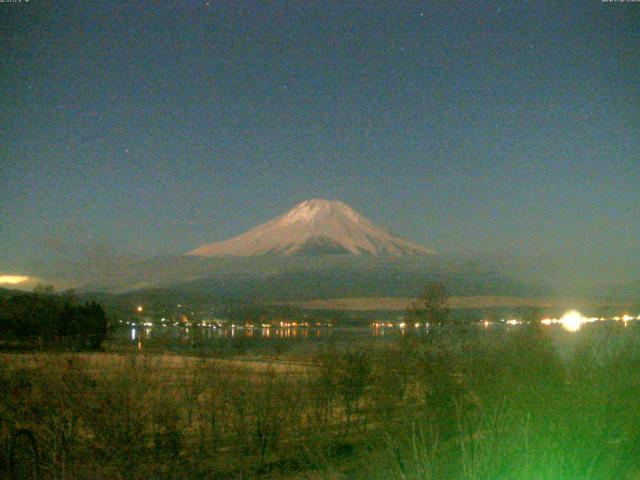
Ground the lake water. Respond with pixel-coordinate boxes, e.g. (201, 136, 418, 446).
(112, 319, 640, 358)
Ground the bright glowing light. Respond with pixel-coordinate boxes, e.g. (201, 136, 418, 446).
(0, 275, 30, 285)
(136, 305, 143, 312)
(541, 318, 553, 325)
(560, 310, 586, 332)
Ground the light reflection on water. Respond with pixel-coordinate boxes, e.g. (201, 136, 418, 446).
(125, 325, 336, 343)
(123, 320, 639, 356)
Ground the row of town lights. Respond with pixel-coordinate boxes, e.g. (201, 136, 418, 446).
(134, 305, 639, 334)
(371, 311, 640, 333)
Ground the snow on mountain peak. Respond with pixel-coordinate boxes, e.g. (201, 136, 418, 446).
(280, 199, 330, 225)
(188, 199, 435, 257)
(279, 199, 360, 226)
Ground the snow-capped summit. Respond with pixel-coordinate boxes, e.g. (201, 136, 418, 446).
(188, 199, 435, 257)
(279, 199, 369, 227)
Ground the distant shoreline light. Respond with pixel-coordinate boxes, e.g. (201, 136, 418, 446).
(560, 310, 587, 332)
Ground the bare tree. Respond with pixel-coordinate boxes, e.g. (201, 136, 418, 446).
(407, 282, 450, 330)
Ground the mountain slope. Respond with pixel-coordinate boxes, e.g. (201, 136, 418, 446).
(188, 199, 435, 257)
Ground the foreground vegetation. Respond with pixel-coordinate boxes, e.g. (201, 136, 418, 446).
(1, 322, 640, 479)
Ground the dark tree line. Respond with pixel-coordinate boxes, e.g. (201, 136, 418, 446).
(0, 292, 109, 349)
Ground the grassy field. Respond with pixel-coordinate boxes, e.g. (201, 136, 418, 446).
(2, 323, 640, 479)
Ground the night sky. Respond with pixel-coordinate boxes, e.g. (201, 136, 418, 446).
(1, 1, 639, 292)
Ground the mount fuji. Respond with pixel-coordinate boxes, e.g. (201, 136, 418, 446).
(59, 200, 532, 301)
(188, 199, 435, 257)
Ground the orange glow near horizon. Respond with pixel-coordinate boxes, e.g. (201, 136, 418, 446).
(0, 275, 31, 285)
